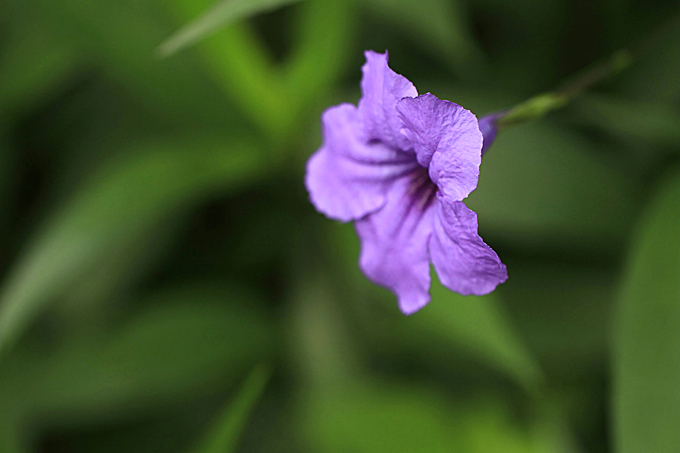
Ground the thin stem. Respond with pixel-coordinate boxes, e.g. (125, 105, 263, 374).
(497, 49, 633, 129)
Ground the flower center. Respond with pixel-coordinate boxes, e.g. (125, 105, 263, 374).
(407, 166, 437, 210)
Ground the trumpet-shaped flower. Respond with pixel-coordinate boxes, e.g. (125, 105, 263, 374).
(305, 51, 507, 314)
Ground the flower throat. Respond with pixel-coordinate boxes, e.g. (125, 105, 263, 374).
(407, 166, 437, 210)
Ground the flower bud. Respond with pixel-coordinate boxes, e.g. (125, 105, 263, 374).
(478, 112, 504, 155)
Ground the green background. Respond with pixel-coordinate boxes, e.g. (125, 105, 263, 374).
(1, 0, 680, 451)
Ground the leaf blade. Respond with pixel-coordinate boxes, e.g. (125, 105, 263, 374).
(0, 284, 274, 424)
(327, 222, 543, 391)
(0, 137, 266, 358)
(614, 169, 680, 453)
(190, 363, 272, 453)
(158, 0, 304, 57)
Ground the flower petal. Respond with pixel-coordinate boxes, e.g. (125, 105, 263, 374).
(430, 194, 507, 296)
(397, 93, 483, 201)
(355, 176, 436, 314)
(306, 103, 419, 222)
(358, 50, 418, 150)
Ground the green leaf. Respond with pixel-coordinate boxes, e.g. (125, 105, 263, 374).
(288, 270, 364, 386)
(190, 363, 272, 453)
(0, 13, 78, 116)
(0, 136, 266, 358)
(163, 0, 290, 140)
(300, 382, 571, 453)
(618, 15, 680, 103)
(572, 95, 680, 148)
(613, 169, 680, 453)
(499, 263, 616, 374)
(0, 417, 23, 453)
(325, 222, 542, 391)
(302, 383, 458, 453)
(409, 277, 544, 392)
(52, 0, 236, 125)
(466, 121, 638, 248)
(283, 0, 355, 119)
(164, 0, 354, 143)
(0, 284, 274, 425)
(53, 221, 184, 335)
(158, 0, 305, 57)
(0, 136, 13, 239)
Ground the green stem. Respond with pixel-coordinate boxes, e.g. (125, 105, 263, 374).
(497, 49, 633, 128)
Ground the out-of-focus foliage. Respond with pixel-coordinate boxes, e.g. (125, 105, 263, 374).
(158, 0, 306, 57)
(0, 0, 678, 452)
(190, 363, 271, 453)
(0, 138, 265, 356)
(614, 170, 680, 453)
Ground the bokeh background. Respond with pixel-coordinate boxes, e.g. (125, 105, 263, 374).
(1, 0, 680, 451)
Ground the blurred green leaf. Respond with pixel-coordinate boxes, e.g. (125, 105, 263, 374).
(0, 14, 78, 116)
(53, 0, 235, 125)
(0, 137, 266, 358)
(0, 136, 12, 237)
(165, 0, 354, 144)
(572, 95, 680, 148)
(0, 417, 23, 453)
(466, 121, 638, 248)
(501, 262, 615, 376)
(1, 284, 274, 425)
(362, 0, 484, 77)
(409, 277, 543, 392)
(158, 0, 305, 57)
(190, 363, 271, 453)
(288, 270, 363, 387)
(302, 383, 458, 453)
(300, 382, 570, 453)
(164, 0, 289, 140)
(326, 222, 542, 391)
(284, 0, 355, 119)
(619, 15, 680, 103)
(55, 219, 186, 337)
(613, 169, 680, 453)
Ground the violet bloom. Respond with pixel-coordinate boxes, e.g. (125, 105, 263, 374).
(305, 51, 507, 315)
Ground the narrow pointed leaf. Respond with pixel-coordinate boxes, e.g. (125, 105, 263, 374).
(284, 0, 355, 119)
(164, 0, 289, 139)
(158, 0, 304, 57)
(190, 363, 272, 453)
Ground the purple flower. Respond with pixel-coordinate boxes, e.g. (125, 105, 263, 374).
(305, 51, 507, 315)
